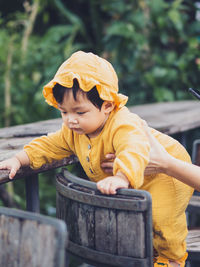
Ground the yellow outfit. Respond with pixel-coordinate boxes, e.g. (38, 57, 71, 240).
(25, 51, 193, 265)
(154, 253, 188, 266)
(24, 106, 193, 262)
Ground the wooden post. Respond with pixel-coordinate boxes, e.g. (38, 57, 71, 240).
(25, 174, 40, 212)
(180, 132, 187, 148)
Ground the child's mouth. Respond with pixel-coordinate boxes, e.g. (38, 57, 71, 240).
(70, 127, 82, 133)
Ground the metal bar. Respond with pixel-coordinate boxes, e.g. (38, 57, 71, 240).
(25, 174, 40, 212)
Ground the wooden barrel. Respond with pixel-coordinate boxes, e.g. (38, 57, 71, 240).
(56, 168, 153, 267)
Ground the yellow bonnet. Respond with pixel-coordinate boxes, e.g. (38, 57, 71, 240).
(43, 51, 128, 108)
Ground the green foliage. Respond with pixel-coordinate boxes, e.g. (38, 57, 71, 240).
(0, 1, 90, 127)
(100, 0, 200, 104)
(1, 0, 200, 127)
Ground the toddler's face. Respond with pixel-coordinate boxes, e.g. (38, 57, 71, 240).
(58, 90, 112, 138)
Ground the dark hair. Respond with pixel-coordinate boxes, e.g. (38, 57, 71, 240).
(52, 79, 104, 109)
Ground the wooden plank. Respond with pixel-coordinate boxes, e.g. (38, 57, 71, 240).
(95, 207, 117, 254)
(188, 195, 200, 210)
(0, 208, 67, 267)
(77, 203, 95, 248)
(0, 118, 62, 138)
(117, 211, 145, 258)
(65, 200, 80, 245)
(187, 229, 200, 252)
(0, 215, 20, 266)
(63, 198, 95, 248)
(0, 137, 35, 161)
(0, 155, 78, 185)
(19, 220, 58, 267)
(0, 101, 199, 141)
(19, 220, 39, 267)
(129, 100, 200, 134)
(35, 224, 57, 267)
(56, 192, 67, 221)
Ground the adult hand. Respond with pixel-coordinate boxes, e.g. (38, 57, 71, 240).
(101, 153, 115, 174)
(101, 121, 169, 176)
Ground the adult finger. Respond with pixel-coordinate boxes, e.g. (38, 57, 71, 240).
(101, 161, 114, 169)
(105, 153, 116, 160)
(103, 168, 113, 174)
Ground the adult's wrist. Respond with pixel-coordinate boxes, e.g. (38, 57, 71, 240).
(160, 154, 175, 176)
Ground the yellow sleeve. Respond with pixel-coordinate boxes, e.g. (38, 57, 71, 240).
(24, 124, 74, 169)
(112, 119, 150, 189)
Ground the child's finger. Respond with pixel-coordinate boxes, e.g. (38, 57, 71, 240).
(109, 184, 117, 194)
(97, 181, 104, 193)
(101, 182, 110, 195)
(97, 181, 111, 195)
(9, 168, 17, 179)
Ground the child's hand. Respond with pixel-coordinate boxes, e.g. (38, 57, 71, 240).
(0, 157, 21, 179)
(97, 172, 129, 195)
(101, 153, 116, 174)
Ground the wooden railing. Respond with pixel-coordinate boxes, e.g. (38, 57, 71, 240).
(0, 156, 78, 212)
(0, 100, 200, 211)
(1, 101, 200, 266)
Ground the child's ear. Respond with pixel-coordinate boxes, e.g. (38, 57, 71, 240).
(102, 101, 115, 114)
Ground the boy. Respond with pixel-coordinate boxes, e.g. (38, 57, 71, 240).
(0, 51, 193, 267)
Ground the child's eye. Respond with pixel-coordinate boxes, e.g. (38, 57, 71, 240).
(61, 111, 67, 115)
(77, 112, 85, 115)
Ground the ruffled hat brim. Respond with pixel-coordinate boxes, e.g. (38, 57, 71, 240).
(43, 51, 128, 108)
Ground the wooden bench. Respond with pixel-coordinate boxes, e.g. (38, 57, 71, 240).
(0, 207, 68, 267)
(56, 169, 153, 267)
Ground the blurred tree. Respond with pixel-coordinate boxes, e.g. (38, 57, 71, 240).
(1, 0, 200, 128)
(100, 0, 200, 104)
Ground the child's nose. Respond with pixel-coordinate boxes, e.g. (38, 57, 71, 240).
(68, 115, 78, 124)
